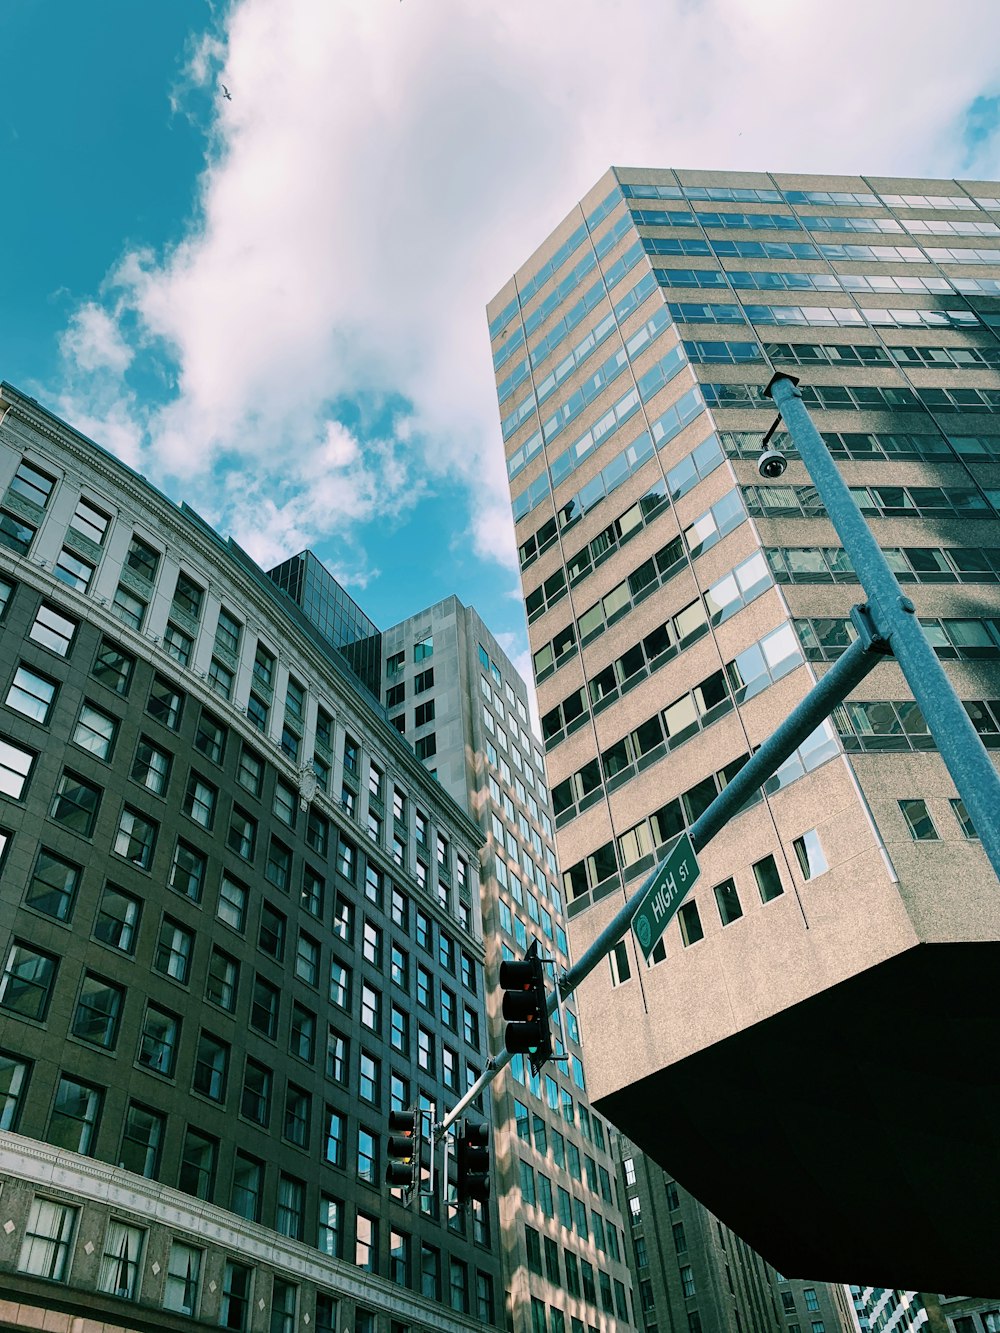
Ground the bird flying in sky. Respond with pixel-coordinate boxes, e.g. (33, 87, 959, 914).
(221, 84, 232, 100)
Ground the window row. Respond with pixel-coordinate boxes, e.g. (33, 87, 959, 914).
(535, 542, 772, 697)
(833, 698, 1000, 752)
(671, 299, 994, 334)
(686, 336, 1000, 371)
(794, 615, 1000, 663)
(743, 483, 1000, 522)
(552, 623, 802, 821)
(701, 380, 1000, 415)
(14, 1188, 490, 1329)
(765, 544, 1000, 586)
(653, 263, 1000, 300)
(721, 428, 1000, 466)
(561, 721, 840, 907)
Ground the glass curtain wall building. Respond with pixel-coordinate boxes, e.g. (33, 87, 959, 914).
(0, 382, 500, 1333)
(269, 549, 384, 700)
(382, 596, 636, 1333)
(489, 170, 1000, 1292)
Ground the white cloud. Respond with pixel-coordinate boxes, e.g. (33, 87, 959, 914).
(53, 0, 1000, 581)
(59, 303, 134, 377)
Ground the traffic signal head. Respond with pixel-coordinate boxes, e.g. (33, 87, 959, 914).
(499, 952, 552, 1074)
(456, 1119, 490, 1204)
(385, 1108, 419, 1190)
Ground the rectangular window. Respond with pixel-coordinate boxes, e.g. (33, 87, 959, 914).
(899, 798, 939, 841)
(753, 853, 784, 902)
(356, 1210, 378, 1272)
(114, 806, 157, 868)
(25, 849, 80, 922)
(241, 1059, 272, 1126)
(951, 797, 978, 839)
(218, 875, 248, 932)
(71, 495, 111, 546)
(111, 584, 146, 630)
(97, 1219, 145, 1299)
(138, 1005, 180, 1076)
(793, 829, 829, 879)
(93, 639, 134, 693)
(74, 702, 117, 759)
(231, 1153, 263, 1221)
(11, 458, 57, 508)
(6, 664, 58, 723)
(163, 622, 192, 665)
(270, 1277, 297, 1333)
(94, 882, 141, 952)
(206, 947, 239, 1011)
(148, 675, 184, 730)
(178, 1128, 217, 1201)
(31, 604, 77, 656)
(171, 572, 204, 621)
(0, 509, 36, 555)
(18, 1197, 78, 1281)
(54, 547, 95, 592)
(0, 1052, 30, 1131)
(50, 770, 101, 835)
(276, 1173, 305, 1239)
(170, 840, 206, 901)
(120, 1101, 164, 1178)
(713, 878, 743, 925)
(193, 1032, 229, 1101)
(163, 1240, 202, 1316)
(125, 533, 158, 580)
(678, 900, 704, 946)
(318, 1195, 342, 1260)
(47, 1074, 102, 1154)
(250, 974, 280, 1038)
(220, 1260, 252, 1331)
(131, 737, 171, 795)
(196, 709, 229, 763)
(72, 972, 124, 1048)
(0, 940, 58, 1020)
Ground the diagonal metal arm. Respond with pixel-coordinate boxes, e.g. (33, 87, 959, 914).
(766, 372, 1000, 879)
(437, 613, 888, 1139)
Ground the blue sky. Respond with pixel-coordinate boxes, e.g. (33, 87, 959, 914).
(4, 0, 1000, 698)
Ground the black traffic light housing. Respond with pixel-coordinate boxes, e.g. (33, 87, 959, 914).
(499, 941, 552, 1075)
(455, 1119, 490, 1204)
(385, 1108, 420, 1191)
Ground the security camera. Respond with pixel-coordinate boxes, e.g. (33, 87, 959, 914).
(757, 449, 787, 480)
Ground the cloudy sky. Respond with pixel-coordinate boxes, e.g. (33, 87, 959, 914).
(3, 0, 1000, 691)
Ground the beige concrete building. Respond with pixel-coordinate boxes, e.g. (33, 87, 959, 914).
(488, 169, 1000, 1294)
(382, 597, 636, 1333)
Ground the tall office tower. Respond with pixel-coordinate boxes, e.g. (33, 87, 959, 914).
(848, 1289, 1000, 1333)
(0, 382, 501, 1333)
(382, 596, 636, 1333)
(615, 1133, 783, 1333)
(488, 169, 1000, 1291)
(268, 549, 384, 699)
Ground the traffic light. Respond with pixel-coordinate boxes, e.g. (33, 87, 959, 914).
(385, 1108, 420, 1191)
(499, 943, 552, 1074)
(455, 1119, 490, 1204)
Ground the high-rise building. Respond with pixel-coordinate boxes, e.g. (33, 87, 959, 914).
(269, 549, 384, 700)
(488, 169, 1000, 1291)
(0, 382, 501, 1333)
(382, 595, 636, 1333)
(614, 1133, 784, 1333)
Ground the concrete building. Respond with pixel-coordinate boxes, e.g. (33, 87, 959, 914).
(382, 596, 636, 1333)
(488, 169, 1000, 1292)
(0, 382, 502, 1332)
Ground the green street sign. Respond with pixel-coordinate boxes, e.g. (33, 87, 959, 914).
(631, 832, 701, 963)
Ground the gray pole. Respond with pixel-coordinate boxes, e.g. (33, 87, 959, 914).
(766, 372, 1000, 879)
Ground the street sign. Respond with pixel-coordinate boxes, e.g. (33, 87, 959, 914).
(631, 832, 701, 963)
